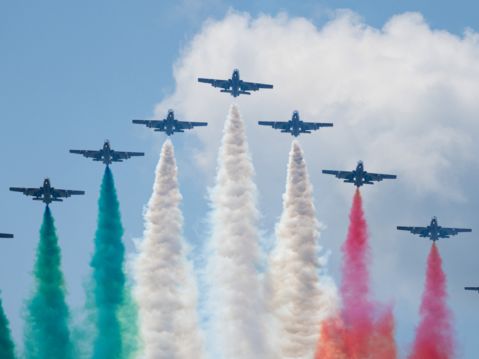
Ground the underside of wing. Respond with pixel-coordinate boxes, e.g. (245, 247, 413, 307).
(440, 227, 472, 236)
(112, 151, 143, 160)
(198, 78, 230, 89)
(322, 170, 354, 180)
(258, 121, 289, 130)
(302, 122, 334, 130)
(240, 81, 273, 91)
(397, 226, 428, 236)
(365, 172, 397, 182)
(10, 187, 42, 196)
(53, 189, 84, 198)
(70, 150, 101, 160)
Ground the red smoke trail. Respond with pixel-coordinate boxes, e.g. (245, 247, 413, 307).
(408, 243, 454, 359)
(316, 189, 397, 359)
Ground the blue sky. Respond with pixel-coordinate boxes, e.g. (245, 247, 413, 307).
(2, 1, 479, 358)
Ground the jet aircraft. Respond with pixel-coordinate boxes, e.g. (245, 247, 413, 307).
(258, 111, 333, 137)
(464, 287, 479, 293)
(10, 178, 85, 205)
(0, 233, 13, 238)
(198, 69, 273, 97)
(322, 161, 397, 187)
(133, 110, 207, 136)
(70, 140, 144, 165)
(397, 217, 472, 241)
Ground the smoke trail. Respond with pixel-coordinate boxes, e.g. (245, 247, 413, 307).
(134, 139, 204, 359)
(316, 189, 396, 359)
(207, 104, 269, 358)
(24, 206, 74, 359)
(0, 294, 15, 359)
(89, 166, 138, 359)
(408, 243, 454, 359)
(268, 140, 335, 358)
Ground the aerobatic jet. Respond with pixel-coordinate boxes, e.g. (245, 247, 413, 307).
(198, 69, 273, 97)
(465, 287, 479, 293)
(397, 217, 472, 241)
(322, 161, 397, 187)
(258, 111, 333, 137)
(0, 233, 13, 238)
(10, 178, 85, 205)
(133, 110, 207, 136)
(70, 140, 144, 165)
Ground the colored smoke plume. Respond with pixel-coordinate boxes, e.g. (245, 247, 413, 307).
(24, 206, 74, 359)
(268, 140, 336, 358)
(207, 104, 269, 358)
(408, 243, 455, 359)
(0, 294, 15, 359)
(316, 189, 396, 359)
(89, 166, 138, 359)
(134, 139, 204, 359)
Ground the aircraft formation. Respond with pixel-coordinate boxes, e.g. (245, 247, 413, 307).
(2, 68, 476, 301)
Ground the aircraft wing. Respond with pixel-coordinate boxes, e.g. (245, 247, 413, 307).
(302, 122, 334, 130)
(52, 189, 85, 198)
(439, 227, 472, 237)
(9, 187, 43, 197)
(197, 78, 230, 89)
(397, 226, 429, 237)
(258, 121, 290, 130)
(364, 172, 397, 182)
(465, 287, 479, 292)
(176, 121, 208, 130)
(240, 81, 273, 91)
(132, 119, 165, 130)
(111, 151, 145, 161)
(322, 170, 355, 181)
(70, 150, 102, 160)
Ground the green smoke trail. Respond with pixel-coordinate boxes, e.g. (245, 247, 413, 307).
(90, 166, 137, 359)
(0, 294, 16, 359)
(24, 206, 74, 359)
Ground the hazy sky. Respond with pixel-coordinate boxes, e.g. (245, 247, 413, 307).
(2, 1, 479, 358)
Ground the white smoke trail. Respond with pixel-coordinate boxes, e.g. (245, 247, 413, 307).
(207, 104, 270, 359)
(268, 140, 337, 359)
(134, 139, 204, 359)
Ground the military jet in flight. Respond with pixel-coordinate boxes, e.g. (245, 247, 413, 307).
(465, 287, 479, 293)
(70, 140, 144, 166)
(198, 69, 273, 97)
(397, 217, 472, 241)
(10, 178, 85, 205)
(258, 111, 333, 137)
(133, 110, 207, 136)
(0, 233, 13, 238)
(322, 161, 397, 187)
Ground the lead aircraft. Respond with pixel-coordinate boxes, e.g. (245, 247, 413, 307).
(397, 216, 472, 241)
(0, 233, 13, 238)
(198, 69, 273, 97)
(10, 178, 85, 205)
(258, 111, 333, 137)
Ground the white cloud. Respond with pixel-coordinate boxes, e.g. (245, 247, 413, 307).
(154, 10, 479, 199)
